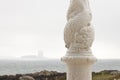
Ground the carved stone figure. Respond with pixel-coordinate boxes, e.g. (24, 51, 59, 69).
(64, 0, 94, 53)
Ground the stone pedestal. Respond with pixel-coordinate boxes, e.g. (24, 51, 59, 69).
(62, 53, 96, 80)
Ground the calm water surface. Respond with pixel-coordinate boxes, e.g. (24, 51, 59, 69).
(0, 59, 120, 75)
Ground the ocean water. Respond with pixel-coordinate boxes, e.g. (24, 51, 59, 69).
(0, 59, 120, 75)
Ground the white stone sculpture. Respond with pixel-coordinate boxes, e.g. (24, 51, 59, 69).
(64, 0, 94, 54)
(62, 0, 97, 80)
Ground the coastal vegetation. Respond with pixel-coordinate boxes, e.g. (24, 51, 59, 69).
(93, 70, 120, 80)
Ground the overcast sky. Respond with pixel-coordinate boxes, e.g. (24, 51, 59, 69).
(0, 0, 120, 59)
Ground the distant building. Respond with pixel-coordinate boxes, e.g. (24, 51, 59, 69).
(38, 50, 44, 57)
(21, 51, 47, 60)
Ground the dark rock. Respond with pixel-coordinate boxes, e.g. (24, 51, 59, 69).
(0, 70, 66, 80)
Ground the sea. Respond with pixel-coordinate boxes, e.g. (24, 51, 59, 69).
(0, 59, 120, 75)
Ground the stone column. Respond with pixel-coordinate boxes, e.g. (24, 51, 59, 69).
(61, 0, 97, 80)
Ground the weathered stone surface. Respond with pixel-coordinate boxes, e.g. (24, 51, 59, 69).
(64, 0, 94, 53)
(19, 76, 35, 80)
(0, 71, 66, 80)
(62, 0, 97, 80)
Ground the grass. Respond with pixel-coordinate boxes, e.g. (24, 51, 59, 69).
(92, 73, 120, 80)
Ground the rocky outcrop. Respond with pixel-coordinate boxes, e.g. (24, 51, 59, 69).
(0, 70, 66, 80)
(19, 76, 35, 80)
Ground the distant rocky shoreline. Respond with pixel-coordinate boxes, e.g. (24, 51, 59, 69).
(0, 70, 66, 80)
(0, 70, 120, 80)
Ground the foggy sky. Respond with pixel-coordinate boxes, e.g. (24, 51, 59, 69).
(0, 0, 120, 59)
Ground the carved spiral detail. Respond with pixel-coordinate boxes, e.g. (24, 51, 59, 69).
(64, 0, 94, 52)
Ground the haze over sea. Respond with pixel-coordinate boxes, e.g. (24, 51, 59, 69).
(0, 59, 120, 75)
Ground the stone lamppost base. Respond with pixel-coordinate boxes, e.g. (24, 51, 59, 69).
(61, 53, 96, 80)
